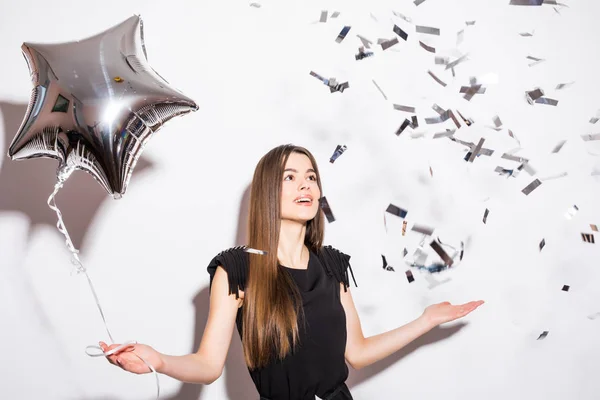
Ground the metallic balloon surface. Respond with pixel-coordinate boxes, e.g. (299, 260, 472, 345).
(7, 15, 198, 198)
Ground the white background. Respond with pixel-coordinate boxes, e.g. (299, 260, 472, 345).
(1, 0, 599, 399)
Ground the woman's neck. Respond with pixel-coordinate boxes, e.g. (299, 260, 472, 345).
(277, 220, 308, 268)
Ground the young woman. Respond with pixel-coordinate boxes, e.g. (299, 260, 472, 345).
(100, 144, 484, 400)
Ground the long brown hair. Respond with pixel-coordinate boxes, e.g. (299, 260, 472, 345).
(243, 144, 325, 369)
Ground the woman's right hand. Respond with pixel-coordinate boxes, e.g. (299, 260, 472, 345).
(99, 341, 164, 375)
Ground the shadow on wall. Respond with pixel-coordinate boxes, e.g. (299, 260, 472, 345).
(0, 101, 154, 250)
(347, 322, 467, 389)
(166, 183, 256, 400)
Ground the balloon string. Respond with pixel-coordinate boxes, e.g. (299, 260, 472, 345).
(47, 175, 160, 399)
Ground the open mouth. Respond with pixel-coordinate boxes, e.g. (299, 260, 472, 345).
(294, 197, 313, 205)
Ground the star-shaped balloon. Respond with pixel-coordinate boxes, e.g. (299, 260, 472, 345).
(7, 15, 198, 198)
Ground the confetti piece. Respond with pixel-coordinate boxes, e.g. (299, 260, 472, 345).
(552, 140, 566, 153)
(526, 55, 545, 67)
(372, 80, 388, 100)
(395, 119, 412, 136)
(429, 166, 433, 177)
(427, 71, 446, 87)
(540, 171, 567, 181)
(419, 41, 436, 53)
(405, 270, 415, 283)
(539, 238, 546, 251)
(386, 204, 408, 218)
(483, 209, 489, 224)
(526, 88, 544, 104)
(457, 29, 465, 45)
(459, 85, 486, 94)
(467, 138, 485, 162)
(493, 115, 503, 128)
(331, 11, 340, 18)
(249, 2, 261, 7)
(245, 247, 267, 255)
(555, 81, 575, 90)
(320, 10, 327, 22)
(414, 0, 427, 6)
(393, 25, 409, 41)
(433, 129, 455, 139)
(394, 104, 416, 113)
(329, 145, 347, 163)
(416, 25, 440, 35)
(581, 233, 595, 243)
(336, 26, 351, 43)
(501, 153, 529, 163)
(589, 110, 600, 124)
(522, 179, 542, 195)
(466, 20, 476, 26)
(456, 110, 474, 126)
(511, 0, 543, 5)
(401, 221, 408, 235)
(581, 133, 600, 142)
(588, 312, 600, 320)
(393, 11, 413, 23)
(565, 205, 579, 220)
(357, 34, 373, 48)
(591, 224, 598, 232)
(537, 331, 549, 340)
(445, 54, 469, 70)
(430, 240, 454, 266)
(355, 47, 374, 60)
(519, 31, 534, 37)
(535, 97, 559, 106)
(382, 255, 395, 271)
(435, 56, 449, 65)
(319, 197, 335, 222)
(412, 224, 434, 236)
(381, 37, 399, 50)
(562, 285, 570, 292)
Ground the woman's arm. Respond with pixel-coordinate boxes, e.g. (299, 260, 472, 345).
(340, 284, 483, 370)
(158, 265, 242, 384)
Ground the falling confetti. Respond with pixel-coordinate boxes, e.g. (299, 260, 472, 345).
(537, 331, 549, 340)
(329, 145, 347, 163)
(335, 26, 351, 43)
(581, 233, 595, 244)
(564, 205, 579, 219)
(483, 209, 489, 224)
(319, 197, 335, 223)
(522, 179, 542, 195)
(561, 285, 570, 292)
(405, 270, 415, 283)
(539, 238, 546, 251)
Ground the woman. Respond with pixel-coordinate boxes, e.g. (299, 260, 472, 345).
(100, 144, 484, 400)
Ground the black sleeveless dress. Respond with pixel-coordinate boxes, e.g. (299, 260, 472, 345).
(207, 245, 358, 400)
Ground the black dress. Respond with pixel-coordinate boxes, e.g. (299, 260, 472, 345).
(207, 245, 358, 400)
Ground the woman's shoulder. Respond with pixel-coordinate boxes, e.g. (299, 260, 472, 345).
(206, 245, 250, 298)
(317, 245, 357, 291)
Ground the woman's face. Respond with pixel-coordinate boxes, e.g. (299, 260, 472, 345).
(280, 152, 321, 224)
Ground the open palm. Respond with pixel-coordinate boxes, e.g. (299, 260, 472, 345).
(422, 300, 484, 326)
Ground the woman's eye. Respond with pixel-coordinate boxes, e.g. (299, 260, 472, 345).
(284, 174, 294, 181)
(308, 175, 317, 181)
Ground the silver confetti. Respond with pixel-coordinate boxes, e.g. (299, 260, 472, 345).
(411, 224, 435, 236)
(581, 133, 600, 142)
(522, 179, 542, 195)
(319, 10, 327, 23)
(336, 26, 351, 43)
(535, 97, 559, 106)
(428, 70, 447, 87)
(465, 20, 476, 26)
(526, 88, 544, 104)
(416, 25, 440, 35)
(457, 29, 465, 45)
(393, 104, 416, 113)
(249, 2, 261, 7)
(381, 37, 399, 50)
(414, 0, 427, 5)
(587, 312, 600, 320)
(372, 80, 388, 100)
(419, 41, 436, 53)
(552, 140, 566, 153)
(527, 55, 545, 67)
(435, 56, 449, 65)
(331, 11, 340, 18)
(555, 81, 575, 90)
(392, 11, 413, 23)
(357, 34, 373, 48)
(467, 138, 485, 162)
(445, 54, 469, 70)
(540, 171, 568, 181)
(433, 129, 455, 139)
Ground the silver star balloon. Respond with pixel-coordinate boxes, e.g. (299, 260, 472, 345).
(7, 15, 198, 198)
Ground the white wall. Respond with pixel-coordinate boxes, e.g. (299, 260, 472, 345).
(1, 0, 600, 399)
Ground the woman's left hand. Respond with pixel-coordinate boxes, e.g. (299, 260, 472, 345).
(421, 300, 485, 327)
